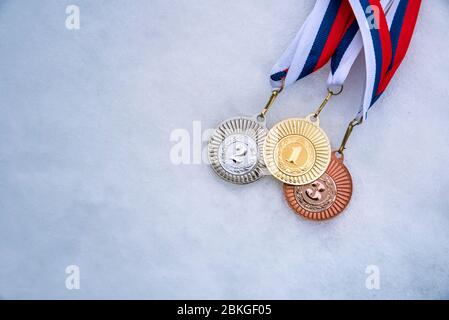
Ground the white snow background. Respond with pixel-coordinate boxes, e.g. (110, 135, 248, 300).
(0, 0, 448, 299)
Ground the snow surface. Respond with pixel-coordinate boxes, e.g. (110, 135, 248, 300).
(0, 0, 448, 299)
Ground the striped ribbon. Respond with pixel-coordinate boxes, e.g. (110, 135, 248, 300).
(270, 0, 392, 89)
(346, 0, 422, 119)
(270, 0, 358, 89)
(270, 0, 421, 121)
(328, 0, 394, 87)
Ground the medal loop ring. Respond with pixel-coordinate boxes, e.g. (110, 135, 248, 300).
(327, 84, 344, 96)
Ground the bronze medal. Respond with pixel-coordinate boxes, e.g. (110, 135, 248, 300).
(283, 151, 353, 220)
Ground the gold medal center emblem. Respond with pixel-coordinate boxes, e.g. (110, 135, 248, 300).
(274, 135, 316, 176)
(263, 116, 331, 185)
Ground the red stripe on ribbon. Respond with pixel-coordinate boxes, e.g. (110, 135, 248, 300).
(313, 0, 356, 72)
(377, 0, 422, 94)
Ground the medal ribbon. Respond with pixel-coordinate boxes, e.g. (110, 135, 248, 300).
(270, 0, 357, 89)
(347, 0, 422, 119)
(328, 0, 394, 86)
(271, 0, 393, 91)
(270, 0, 421, 120)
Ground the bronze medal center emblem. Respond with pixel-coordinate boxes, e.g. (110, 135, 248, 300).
(263, 116, 331, 185)
(284, 151, 353, 220)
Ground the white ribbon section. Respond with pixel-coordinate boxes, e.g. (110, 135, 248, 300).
(347, 0, 400, 119)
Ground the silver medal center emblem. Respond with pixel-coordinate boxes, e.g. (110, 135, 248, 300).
(208, 116, 267, 184)
(218, 134, 258, 175)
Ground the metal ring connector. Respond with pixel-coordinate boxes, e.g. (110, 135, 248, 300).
(327, 85, 344, 96)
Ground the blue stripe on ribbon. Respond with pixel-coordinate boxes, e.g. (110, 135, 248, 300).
(388, 0, 407, 71)
(370, 0, 408, 109)
(297, 0, 342, 80)
(331, 20, 359, 74)
(270, 70, 288, 82)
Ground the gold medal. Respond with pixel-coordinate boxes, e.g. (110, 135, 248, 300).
(263, 116, 331, 185)
(263, 89, 340, 185)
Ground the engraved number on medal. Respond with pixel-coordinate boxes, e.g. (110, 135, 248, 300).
(231, 145, 248, 164)
(287, 146, 303, 165)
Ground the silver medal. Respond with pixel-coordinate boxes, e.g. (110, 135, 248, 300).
(208, 116, 268, 184)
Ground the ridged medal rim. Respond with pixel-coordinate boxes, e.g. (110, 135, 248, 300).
(208, 116, 268, 184)
(263, 118, 331, 185)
